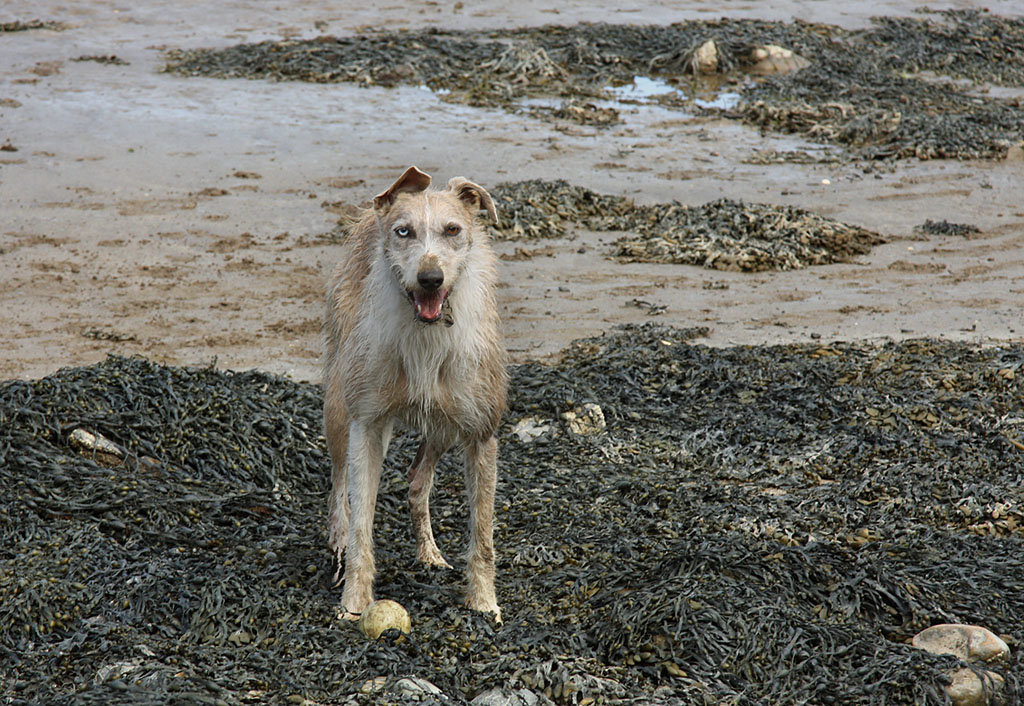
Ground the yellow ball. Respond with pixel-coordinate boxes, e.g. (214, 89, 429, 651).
(357, 599, 411, 639)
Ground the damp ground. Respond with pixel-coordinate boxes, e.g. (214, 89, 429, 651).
(2, 1, 1023, 382)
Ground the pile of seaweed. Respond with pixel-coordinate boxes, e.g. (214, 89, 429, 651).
(490, 179, 884, 271)
(162, 10, 1024, 161)
(2, 325, 1022, 704)
(0, 19, 63, 33)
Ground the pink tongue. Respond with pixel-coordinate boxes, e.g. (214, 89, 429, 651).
(414, 291, 444, 320)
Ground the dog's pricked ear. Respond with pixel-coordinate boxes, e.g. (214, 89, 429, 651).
(374, 166, 431, 210)
(447, 177, 498, 223)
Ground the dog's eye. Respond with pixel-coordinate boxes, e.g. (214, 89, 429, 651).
(394, 226, 413, 238)
(443, 223, 461, 237)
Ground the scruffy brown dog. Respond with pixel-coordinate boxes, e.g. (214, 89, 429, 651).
(322, 166, 507, 621)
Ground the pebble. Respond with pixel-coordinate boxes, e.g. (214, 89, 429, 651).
(470, 687, 553, 706)
(511, 417, 551, 442)
(912, 624, 1009, 663)
(748, 44, 811, 75)
(227, 629, 252, 646)
(561, 403, 606, 436)
(692, 39, 718, 74)
(394, 677, 444, 699)
(359, 676, 387, 694)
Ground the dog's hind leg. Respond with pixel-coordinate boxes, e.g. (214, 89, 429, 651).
(463, 436, 501, 622)
(408, 439, 452, 568)
(338, 418, 386, 620)
(324, 388, 350, 586)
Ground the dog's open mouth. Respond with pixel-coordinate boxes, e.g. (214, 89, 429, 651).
(410, 289, 449, 324)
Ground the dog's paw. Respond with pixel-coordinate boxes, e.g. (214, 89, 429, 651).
(337, 608, 362, 622)
(339, 585, 374, 621)
(465, 596, 502, 624)
(416, 542, 453, 569)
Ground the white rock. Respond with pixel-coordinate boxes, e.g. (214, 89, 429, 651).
(912, 624, 1010, 663)
(749, 44, 811, 75)
(561, 403, 606, 436)
(394, 676, 444, 699)
(471, 687, 553, 706)
(512, 416, 551, 442)
(692, 39, 718, 74)
(69, 428, 124, 457)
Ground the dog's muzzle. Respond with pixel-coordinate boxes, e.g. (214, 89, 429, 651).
(409, 287, 452, 325)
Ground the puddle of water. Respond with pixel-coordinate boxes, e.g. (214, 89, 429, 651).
(695, 91, 742, 110)
(605, 75, 683, 101)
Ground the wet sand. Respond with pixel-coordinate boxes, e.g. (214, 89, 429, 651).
(2, 0, 1022, 381)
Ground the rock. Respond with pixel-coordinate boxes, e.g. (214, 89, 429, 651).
(946, 667, 1005, 706)
(69, 428, 124, 458)
(394, 676, 444, 699)
(912, 624, 1010, 663)
(1004, 141, 1024, 162)
(561, 403, 606, 436)
(471, 687, 553, 706)
(359, 676, 387, 694)
(512, 416, 551, 442)
(285, 695, 306, 705)
(357, 599, 411, 640)
(692, 39, 718, 74)
(227, 629, 252, 646)
(748, 45, 810, 75)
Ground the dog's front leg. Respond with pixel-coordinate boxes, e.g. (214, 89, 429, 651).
(409, 439, 452, 568)
(338, 418, 386, 620)
(463, 436, 501, 622)
(325, 391, 350, 585)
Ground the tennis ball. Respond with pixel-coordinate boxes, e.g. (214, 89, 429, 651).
(357, 599, 411, 639)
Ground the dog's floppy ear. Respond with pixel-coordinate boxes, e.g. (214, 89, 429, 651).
(447, 177, 498, 223)
(374, 166, 431, 210)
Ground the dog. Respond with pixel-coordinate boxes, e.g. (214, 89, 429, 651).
(322, 166, 508, 622)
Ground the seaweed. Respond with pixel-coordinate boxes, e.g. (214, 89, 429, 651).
(2, 327, 1022, 704)
(162, 11, 1024, 161)
(488, 179, 884, 271)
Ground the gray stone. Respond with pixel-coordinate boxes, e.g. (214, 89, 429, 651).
(471, 687, 553, 706)
(394, 676, 444, 699)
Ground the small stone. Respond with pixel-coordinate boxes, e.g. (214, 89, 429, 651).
(286, 695, 306, 705)
(471, 687, 552, 706)
(227, 629, 252, 646)
(912, 624, 1010, 663)
(69, 428, 124, 458)
(511, 417, 551, 442)
(692, 39, 718, 74)
(749, 44, 810, 75)
(1005, 141, 1024, 162)
(946, 667, 1005, 706)
(561, 403, 606, 436)
(359, 676, 387, 695)
(394, 677, 443, 699)
(357, 599, 411, 640)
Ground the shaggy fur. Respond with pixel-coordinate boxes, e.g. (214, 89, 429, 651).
(323, 166, 508, 621)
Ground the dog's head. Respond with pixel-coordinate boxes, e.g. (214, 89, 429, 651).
(373, 166, 497, 325)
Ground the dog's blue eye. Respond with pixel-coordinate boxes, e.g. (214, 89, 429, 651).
(395, 226, 412, 238)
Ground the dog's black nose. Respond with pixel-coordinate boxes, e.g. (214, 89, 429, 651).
(417, 268, 444, 291)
